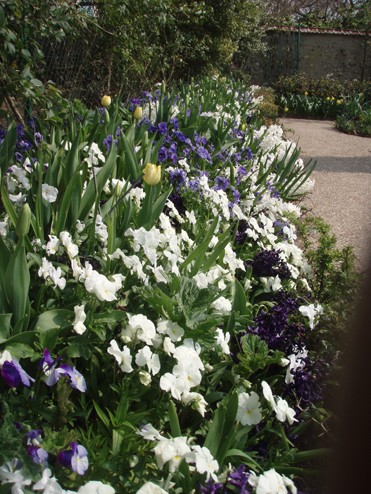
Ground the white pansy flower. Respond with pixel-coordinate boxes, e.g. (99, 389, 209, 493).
(211, 296, 232, 314)
(249, 468, 297, 494)
(138, 424, 162, 442)
(45, 235, 60, 255)
(181, 391, 208, 417)
(38, 258, 66, 290)
(107, 340, 133, 373)
(135, 346, 161, 375)
(157, 320, 184, 342)
(59, 231, 79, 259)
(215, 328, 230, 354)
(83, 142, 105, 167)
(121, 314, 156, 346)
(160, 373, 186, 401)
(0, 459, 31, 493)
(32, 468, 65, 493)
(299, 304, 323, 330)
(261, 275, 282, 293)
(78, 481, 115, 494)
(275, 398, 297, 425)
(83, 265, 124, 302)
(261, 381, 277, 411)
(73, 304, 87, 335)
(136, 482, 168, 494)
(237, 391, 263, 426)
(42, 184, 58, 203)
(153, 436, 191, 472)
(188, 445, 219, 481)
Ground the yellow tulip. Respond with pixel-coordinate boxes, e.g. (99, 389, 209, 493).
(133, 106, 143, 120)
(101, 95, 111, 107)
(304, 91, 308, 96)
(143, 163, 161, 185)
(241, 123, 246, 131)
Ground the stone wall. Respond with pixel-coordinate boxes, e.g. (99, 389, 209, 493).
(247, 29, 371, 85)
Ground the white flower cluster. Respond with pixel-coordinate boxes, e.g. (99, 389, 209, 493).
(139, 425, 219, 481)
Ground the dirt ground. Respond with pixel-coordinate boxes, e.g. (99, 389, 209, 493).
(282, 117, 371, 273)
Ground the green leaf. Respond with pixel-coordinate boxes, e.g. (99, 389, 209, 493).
(224, 448, 262, 471)
(168, 400, 181, 437)
(0, 314, 12, 342)
(93, 401, 111, 429)
(204, 405, 225, 457)
(4, 237, 30, 330)
(180, 217, 219, 274)
(33, 309, 72, 331)
(5, 343, 37, 360)
(78, 145, 117, 222)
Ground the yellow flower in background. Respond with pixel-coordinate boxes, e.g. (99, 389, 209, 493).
(284, 107, 289, 113)
(331, 96, 335, 101)
(133, 106, 143, 120)
(304, 91, 308, 96)
(336, 99, 343, 105)
(143, 163, 161, 185)
(326, 96, 330, 101)
(101, 95, 111, 107)
(241, 123, 246, 131)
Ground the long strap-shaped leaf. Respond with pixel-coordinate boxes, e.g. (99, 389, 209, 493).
(78, 145, 117, 223)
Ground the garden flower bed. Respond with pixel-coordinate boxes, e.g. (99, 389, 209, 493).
(0, 77, 331, 494)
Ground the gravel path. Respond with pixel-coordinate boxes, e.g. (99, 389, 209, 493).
(282, 118, 371, 272)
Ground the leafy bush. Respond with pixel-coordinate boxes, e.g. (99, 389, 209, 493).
(273, 74, 371, 100)
(335, 93, 371, 136)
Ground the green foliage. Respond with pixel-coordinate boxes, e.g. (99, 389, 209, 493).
(335, 92, 371, 137)
(0, 0, 87, 116)
(274, 74, 371, 100)
(274, 74, 371, 124)
(254, 87, 280, 124)
(0, 0, 265, 105)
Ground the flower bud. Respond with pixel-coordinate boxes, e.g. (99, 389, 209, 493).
(133, 106, 143, 120)
(241, 123, 246, 131)
(101, 95, 111, 107)
(16, 203, 31, 237)
(143, 163, 161, 185)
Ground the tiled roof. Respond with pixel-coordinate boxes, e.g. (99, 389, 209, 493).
(267, 26, 370, 36)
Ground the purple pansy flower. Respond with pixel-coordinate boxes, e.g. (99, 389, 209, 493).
(1, 359, 34, 388)
(27, 446, 48, 465)
(58, 442, 89, 475)
(40, 349, 87, 392)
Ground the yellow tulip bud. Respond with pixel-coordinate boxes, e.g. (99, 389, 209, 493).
(133, 106, 143, 120)
(143, 163, 161, 185)
(241, 123, 246, 131)
(101, 95, 111, 107)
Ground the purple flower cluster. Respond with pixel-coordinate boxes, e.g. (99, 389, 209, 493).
(23, 429, 88, 474)
(249, 249, 291, 280)
(288, 356, 328, 406)
(199, 465, 251, 493)
(247, 291, 307, 354)
(25, 430, 48, 466)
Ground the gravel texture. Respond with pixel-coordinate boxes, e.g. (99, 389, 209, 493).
(282, 118, 371, 272)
